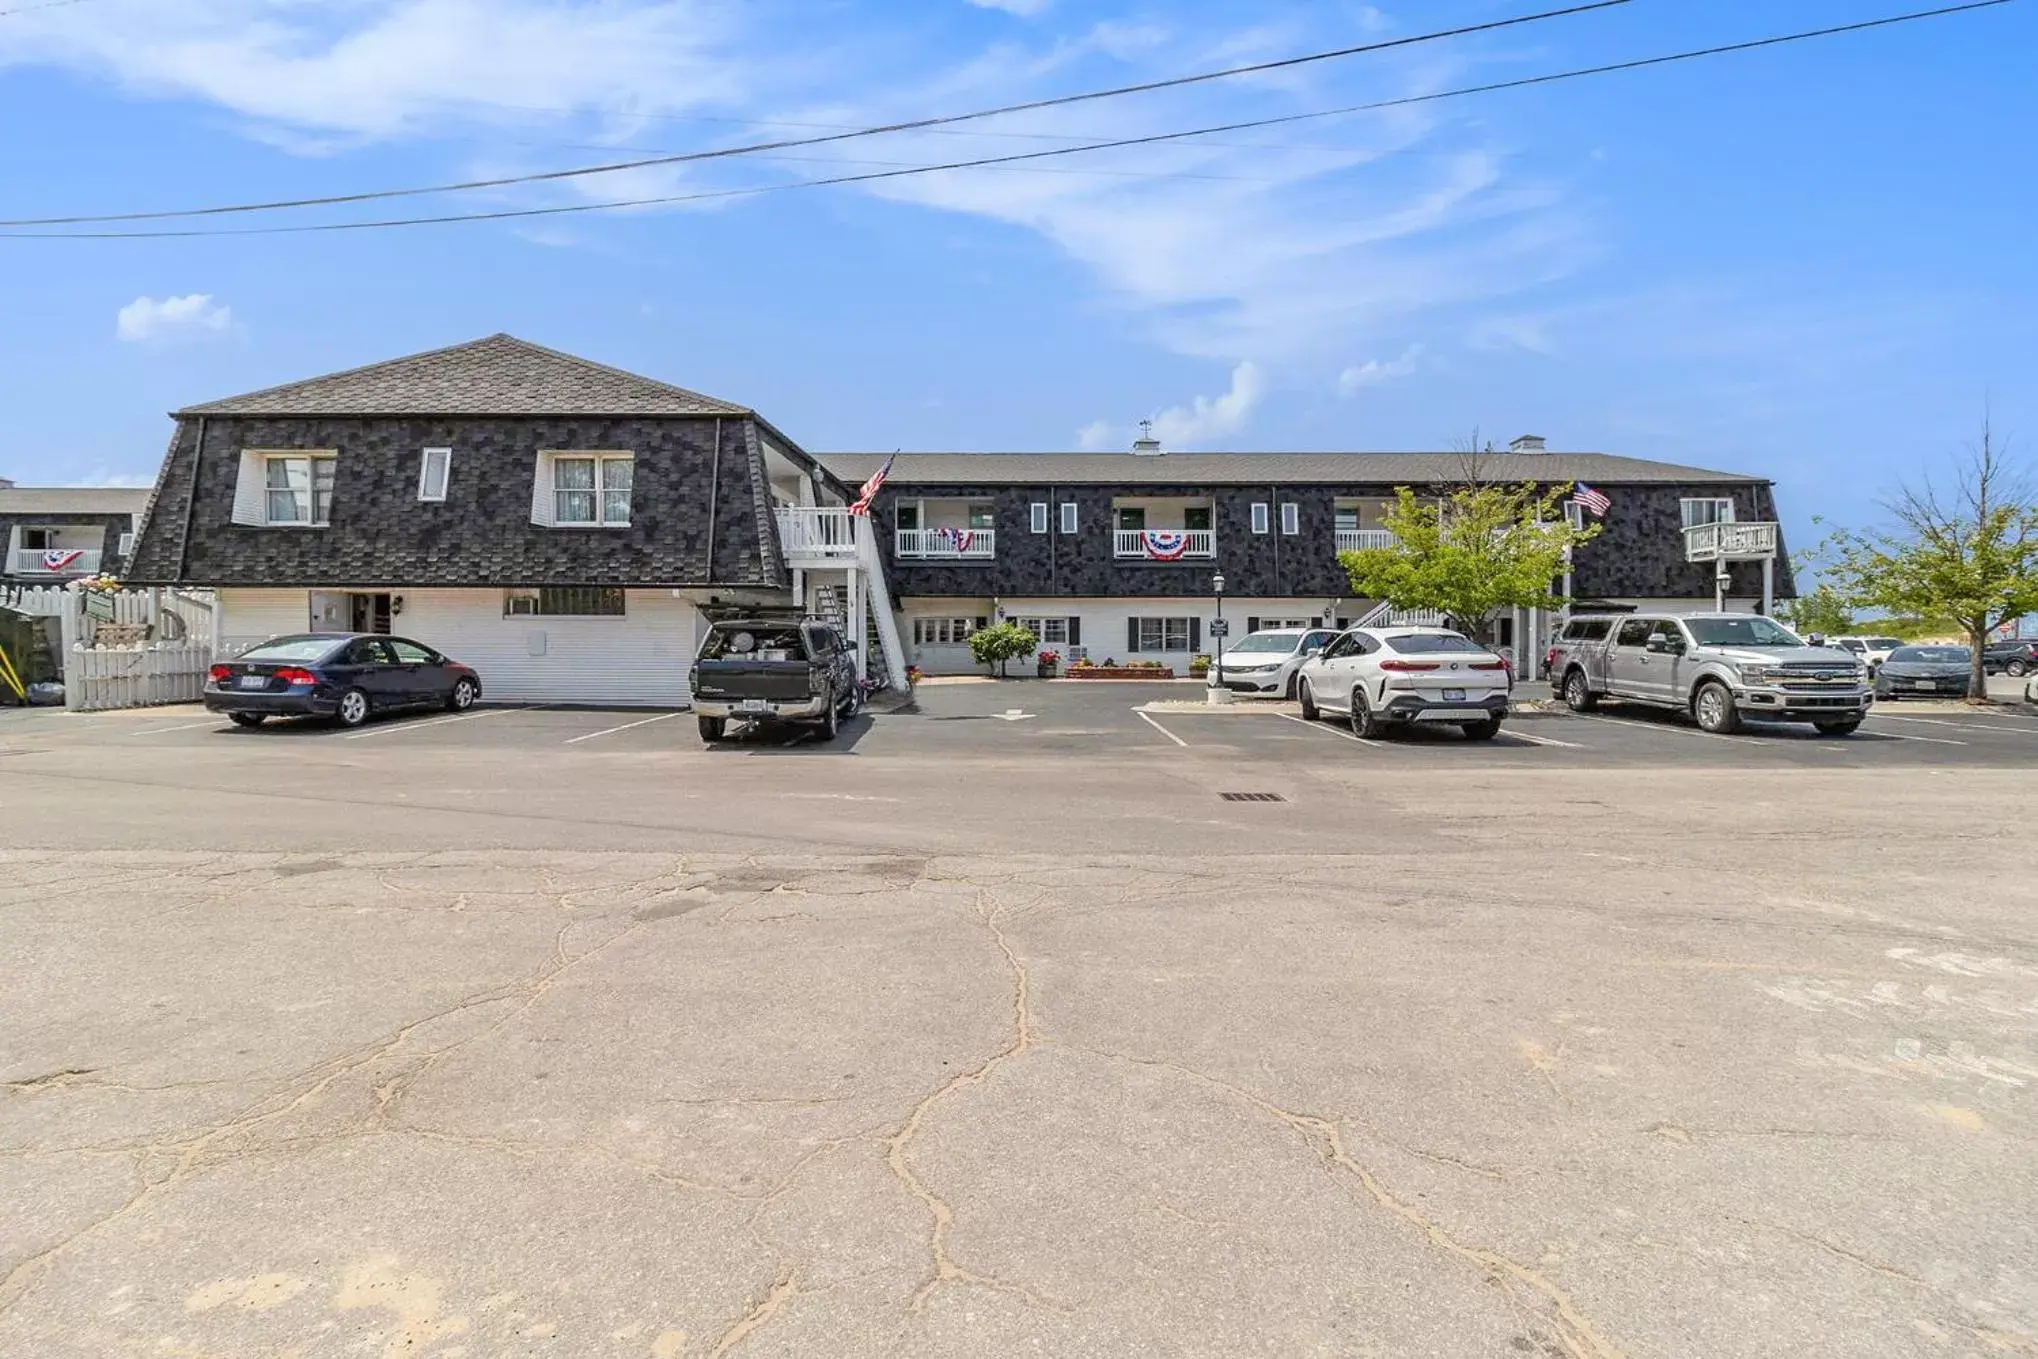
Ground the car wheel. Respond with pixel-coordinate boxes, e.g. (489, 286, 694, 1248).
(1563, 668, 1598, 712)
(1297, 677, 1319, 721)
(2010, 660, 2030, 678)
(1692, 680, 1739, 734)
(818, 693, 840, 741)
(697, 715, 726, 743)
(1461, 717, 1501, 740)
(334, 688, 371, 728)
(227, 712, 265, 728)
(447, 678, 478, 712)
(1814, 718, 1862, 736)
(1282, 672, 1298, 702)
(1349, 685, 1383, 740)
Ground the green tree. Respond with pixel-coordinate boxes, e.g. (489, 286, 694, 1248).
(1335, 483, 1601, 644)
(1825, 419, 2038, 700)
(967, 622, 1038, 678)
(1779, 583, 1854, 639)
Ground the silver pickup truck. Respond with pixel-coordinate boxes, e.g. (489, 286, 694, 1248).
(1548, 612, 1871, 735)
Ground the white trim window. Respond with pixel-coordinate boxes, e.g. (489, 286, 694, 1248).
(1030, 502, 1049, 534)
(263, 453, 336, 526)
(1013, 616, 1071, 645)
(1059, 502, 1078, 534)
(554, 454, 634, 526)
(1137, 617, 1193, 652)
(1280, 502, 1300, 535)
(1680, 498, 1735, 529)
(1250, 503, 1269, 534)
(116, 531, 135, 556)
(418, 447, 452, 502)
(912, 616, 983, 646)
(504, 587, 625, 617)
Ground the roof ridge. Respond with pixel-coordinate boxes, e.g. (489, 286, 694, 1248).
(173, 333, 512, 414)
(495, 333, 750, 413)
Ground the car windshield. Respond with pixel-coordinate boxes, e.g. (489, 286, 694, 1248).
(1868, 638, 1903, 649)
(237, 636, 344, 663)
(1890, 646, 1968, 664)
(1229, 634, 1301, 654)
(700, 625, 806, 661)
(1382, 633, 1488, 655)
(1683, 617, 1802, 648)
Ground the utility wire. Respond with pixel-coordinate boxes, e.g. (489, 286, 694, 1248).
(3, 0, 2017, 240)
(0, 1, 1629, 227)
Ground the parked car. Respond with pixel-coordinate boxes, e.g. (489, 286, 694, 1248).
(204, 633, 481, 728)
(1295, 626, 1511, 740)
(1874, 645, 1974, 700)
(1545, 615, 1620, 690)
(690, 618, 859, 743)
(1212, 627, 1341, 698)
(2026, 671, 2038, 706)
(1825, 635, 1905, 674)
(1556, 612, 1869, 734)
(1982, 638, 2038, 677)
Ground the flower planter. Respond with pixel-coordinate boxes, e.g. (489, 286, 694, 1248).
(1036, 663, 1060, 679)
(1066, 666, 1175, 679)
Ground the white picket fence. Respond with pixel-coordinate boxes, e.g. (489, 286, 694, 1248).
(64, 644, 214, 712)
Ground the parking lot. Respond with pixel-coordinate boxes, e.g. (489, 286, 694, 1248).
(4, 681, 2037, 1357)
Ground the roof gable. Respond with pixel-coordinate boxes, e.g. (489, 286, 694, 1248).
(176, 334, 750, 418)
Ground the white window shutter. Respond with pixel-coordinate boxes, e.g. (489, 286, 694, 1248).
(230, 451, 265, 526)
(530, 453, 557, 526)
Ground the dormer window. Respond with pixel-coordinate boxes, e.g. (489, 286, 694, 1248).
(532, 451, 633, 527)
(232, 451, 337, 527)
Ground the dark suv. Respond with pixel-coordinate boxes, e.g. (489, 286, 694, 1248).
(1983, 638, 2038, 677)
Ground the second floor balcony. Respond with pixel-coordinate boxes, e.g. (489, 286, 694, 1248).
(1685, 521, 1779, 562)
(1113, 528, 1216, 560)
(1334, 528, 1396, 553)
(896, 527, 996, 560)
(9, 545, 103, 577)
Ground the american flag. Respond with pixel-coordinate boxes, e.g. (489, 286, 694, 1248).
(1573, 482, 1612, 517)
(848, 453, 895, 518)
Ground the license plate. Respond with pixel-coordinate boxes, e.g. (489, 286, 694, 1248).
(737, 700, 772, 714)
(1414, 709, 1463, 722)
(1916, 681, 1936, 691)
(1442, 688, 1466, 702)
(237, 675, 267, 690)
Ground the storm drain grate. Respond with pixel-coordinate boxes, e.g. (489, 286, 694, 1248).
(1219, 792, 1287, 803)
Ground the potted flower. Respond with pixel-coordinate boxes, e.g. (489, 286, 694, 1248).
(1036, 649, 1061, 678)
(1188, 653, 1212, 679)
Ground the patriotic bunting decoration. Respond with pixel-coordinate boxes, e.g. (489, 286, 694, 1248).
(1572, 483, 1612, 517)
(1141, 529, 1190, 561)
(40, 549, 86, 571)
(938, 527, 977, 554)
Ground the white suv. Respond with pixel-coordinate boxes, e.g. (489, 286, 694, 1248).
(1295, 626, 1511, 740)
(1825, 635, 1903, 675)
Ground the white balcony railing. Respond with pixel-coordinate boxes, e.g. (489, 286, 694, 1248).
(775, 507, 859, 562)
(896, 527, 996, 560)
(1685, 521, 1778, 562)
(1113, 528, 1215, 560)
(10, 547, 103, 576)
(1334, 529, 1396, 553)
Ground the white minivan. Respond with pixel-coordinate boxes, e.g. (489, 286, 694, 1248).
(1211, 627, 1341, 698)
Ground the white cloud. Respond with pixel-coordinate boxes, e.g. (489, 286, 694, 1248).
(116, 294, 231, 343)
(1076, 419, 1116, 451)
(1147, 361, 1264, 448)
(968, 0, 1051, 15)
(1338, 343, 1425, 394)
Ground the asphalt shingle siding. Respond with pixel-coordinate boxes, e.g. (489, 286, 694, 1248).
(124, 415, 782, 589)
(869, 479, 1794, 602)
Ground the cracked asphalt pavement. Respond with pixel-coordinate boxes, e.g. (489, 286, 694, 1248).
(2, 693, 2036, 1356)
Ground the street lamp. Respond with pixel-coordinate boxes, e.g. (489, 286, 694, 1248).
(1211, 572, 1227, 691)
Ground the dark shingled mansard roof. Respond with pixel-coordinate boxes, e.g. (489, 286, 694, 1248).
(815, 451, 1763, 486)
(176, 333, 751, 418)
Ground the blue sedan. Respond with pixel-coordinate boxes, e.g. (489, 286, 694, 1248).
(204, 633, 482, 728)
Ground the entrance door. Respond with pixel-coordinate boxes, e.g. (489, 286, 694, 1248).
(350, 593, 393, 634)
(308, 591, 393, 635)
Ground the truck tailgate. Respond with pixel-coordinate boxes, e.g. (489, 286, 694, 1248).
(693, 660, 813, 702)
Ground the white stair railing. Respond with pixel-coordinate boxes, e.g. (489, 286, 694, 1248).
(854, 522, 910, 690)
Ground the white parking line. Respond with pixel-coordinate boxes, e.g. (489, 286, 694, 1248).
(1869, 730, 1967, 747)
(1498, 728, 1583, 748)
(1134, 710, 1189, 747)
(1569, 713, 1714, 739)
(563, 711, 685, 744)
(1273, 711, 1391, 748)
(1872, 712, 2036, 737)
(129, 718, 227, 735)
(342, 706, 523, 740)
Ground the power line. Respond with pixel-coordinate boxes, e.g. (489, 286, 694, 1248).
(0, 1, 1628, 227)
(3, 0, 2018, 241)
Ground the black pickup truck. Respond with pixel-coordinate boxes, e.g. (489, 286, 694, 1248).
(690, 618, 860, 743)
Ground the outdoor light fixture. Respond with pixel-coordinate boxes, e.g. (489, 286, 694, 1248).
(1211, 573, 1227, 692)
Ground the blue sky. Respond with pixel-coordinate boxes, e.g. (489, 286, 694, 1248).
(1, 0, 2032, 557)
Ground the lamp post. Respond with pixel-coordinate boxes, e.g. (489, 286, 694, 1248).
(1212, 572, 1227, 693)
